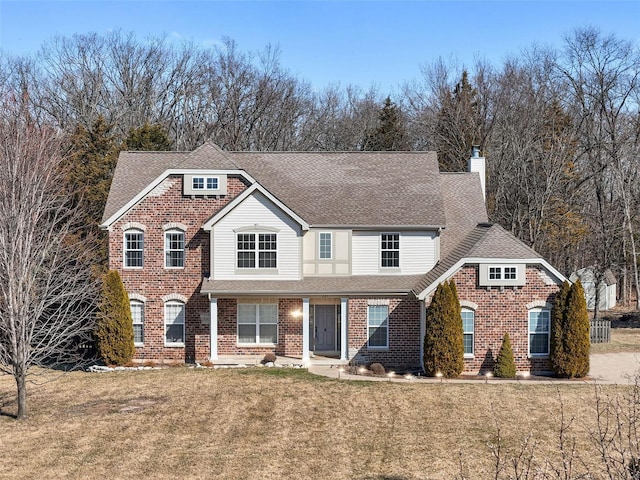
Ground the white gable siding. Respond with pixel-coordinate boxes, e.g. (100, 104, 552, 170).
(400, 231, 437, 274)
(351, 231, 437, 275)
(212, 192, 302, 280)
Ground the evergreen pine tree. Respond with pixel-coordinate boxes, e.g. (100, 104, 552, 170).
(423, 280, 464, 377)
(66, 116, 121, 268)
(95, 270, 135, 366)
(435, 70, 482, 171)
(124, 123, 173, 151)
(362, 97, 409, 151)
(494, 333, 517, 378)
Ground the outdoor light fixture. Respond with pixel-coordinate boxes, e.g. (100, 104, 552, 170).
(358, 366, 367, 375)
(436, 371, 443, 383)
(387, 371, 395, 382)
(291, 310, 302, 318)
(337, 366, 345, 380)
(485, 372, 493, 383)
(404, 373, 414, 382)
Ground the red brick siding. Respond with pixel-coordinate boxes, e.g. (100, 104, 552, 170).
(217, 298, 303, 357)
(451, 265, 559, 374)
(109, 175, 248, 362)
(347, 298, 421, 368)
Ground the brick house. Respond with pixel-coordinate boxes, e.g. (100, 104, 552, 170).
(100, 143, 566, 374)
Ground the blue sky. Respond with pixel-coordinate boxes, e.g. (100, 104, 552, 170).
(1, 1, 638, 93)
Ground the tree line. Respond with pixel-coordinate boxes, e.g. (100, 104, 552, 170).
(1, 26, 639, 307)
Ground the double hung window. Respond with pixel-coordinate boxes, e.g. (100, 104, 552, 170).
(237, 303, 278, 344)
(381, 233, 400, 268)
(367, 304, 389, 349)
(124, 230, 144, 267)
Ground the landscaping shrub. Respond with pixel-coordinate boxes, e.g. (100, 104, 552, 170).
(370, 363, 386, 375)
(95, 270, 135, 366)
(551, 280, 590, 378)
(261, 352, 277, 364)
(494, 333, 517, 378)
(423, 280, 464, 377)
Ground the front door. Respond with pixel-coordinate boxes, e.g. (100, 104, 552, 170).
(315, 305, 336, 351)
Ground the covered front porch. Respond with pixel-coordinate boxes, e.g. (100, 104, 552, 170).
(207, 296, 350, 365)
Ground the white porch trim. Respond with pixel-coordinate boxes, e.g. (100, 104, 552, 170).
(419, 299, 426, 372)
(340, 297, 348, 361)
(302, 298, 310, 364)
(209, 296, 218, 360)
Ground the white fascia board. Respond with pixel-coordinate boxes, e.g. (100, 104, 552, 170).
(416, 257, 567, 301)
(202, 183, 309, 231)
(99, 169, 254, 229)
(310, 224, 444, 231)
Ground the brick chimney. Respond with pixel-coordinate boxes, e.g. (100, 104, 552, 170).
(468, 146, 486, 201)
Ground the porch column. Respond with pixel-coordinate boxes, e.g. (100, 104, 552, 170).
(419, 299, 426, 372)
(340, 297, 348, 362)
(302, 298, 310, 364)
(209, 296, 218, 361)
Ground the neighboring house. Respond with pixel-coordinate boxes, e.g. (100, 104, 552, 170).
(569, 267, 617, 311)
(100, 143, 566, 374)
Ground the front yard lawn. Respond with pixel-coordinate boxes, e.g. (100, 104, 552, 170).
(0, 366, 625, 479)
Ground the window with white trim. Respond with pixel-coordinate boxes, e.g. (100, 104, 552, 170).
(165, 230, 185, 268)
(130, 300, 144, 345)
(192, 176, 219, 191)
(528, 308, 550, 356)
(368, 304, 389, 349)
(164, 301, 185, 346)
(237, 233, 277, 269)
(461, 308, 474, 357)
(489, 266, 517, 280)
(124, 230, 144, 268)
(381, 233, 399, 268)
(319, 232, 332, 259)
(237, 303, 278, 344)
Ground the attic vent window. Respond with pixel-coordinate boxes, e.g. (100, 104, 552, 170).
(192, 176, 219, 191)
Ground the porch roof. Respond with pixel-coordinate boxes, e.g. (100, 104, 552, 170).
(200, 274, 424, 297)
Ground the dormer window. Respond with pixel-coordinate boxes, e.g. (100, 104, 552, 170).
(192, 176, 219, 191)
(479, 264, 525, 287)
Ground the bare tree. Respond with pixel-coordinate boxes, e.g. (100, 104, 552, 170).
(0, 99, 98, 420)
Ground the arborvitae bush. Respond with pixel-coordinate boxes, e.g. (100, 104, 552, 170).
(423, 280, 464, 377)
(563, 280, 590, 377)
(494, 333, 517, 378)
(551, 281, 571, 376)
(551, 280, 590, 378)
(95, 270, 135, 366)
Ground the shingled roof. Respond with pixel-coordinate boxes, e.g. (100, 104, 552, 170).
(102, 143, 448, 227)
(411, 223, 544, 297)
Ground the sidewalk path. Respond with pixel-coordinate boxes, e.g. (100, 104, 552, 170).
(589, 352, 640, 384)
(308, 352, 640, 385)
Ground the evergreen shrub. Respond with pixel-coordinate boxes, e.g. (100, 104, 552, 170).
(493, 333, 517, 378)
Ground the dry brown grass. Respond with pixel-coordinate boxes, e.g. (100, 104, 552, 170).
(0, 367, 626, 479)
(591, 327, 640, 354)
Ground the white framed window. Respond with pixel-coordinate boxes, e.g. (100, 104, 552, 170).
(367, 304, 389, 349)
(165, 230, 185, 268)
(504, 267, 517, 280)
(489, 266, 518, 280)
(192, 176, 219, 190)
(130, 300, 144, 345)
(528, 308, 550, 356)
(165, 301, 185, 346)
(381, 233, 400, 268)
(319, 232, 332, 259)
(237, 303, 278, 344)
(461, 308, 474, 357)
(237, 233, 277, 269)
(124, 230, 144, 268)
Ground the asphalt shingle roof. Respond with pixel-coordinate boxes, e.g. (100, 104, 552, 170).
(411, 223, 542, 296)
(102, 143, 447, 227)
